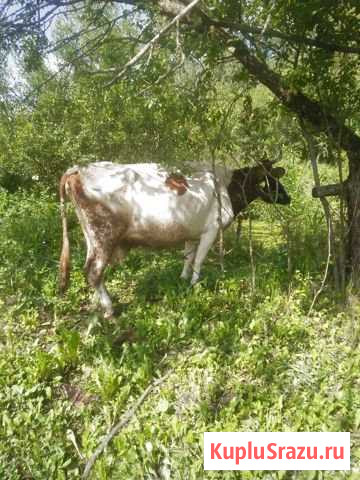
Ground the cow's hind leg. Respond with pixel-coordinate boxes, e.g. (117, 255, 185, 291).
(75, 207, 109, 314)
(86, 252, 113, 318)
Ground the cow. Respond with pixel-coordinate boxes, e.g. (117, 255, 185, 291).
(59, 160, 290, 317)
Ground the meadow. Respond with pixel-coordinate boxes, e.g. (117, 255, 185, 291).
(0, 161, 359, 479)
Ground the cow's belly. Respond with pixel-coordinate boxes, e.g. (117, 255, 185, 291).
(122, 220, 197, 248)
(121, 192, 234, 248)
(122, 205, 208, 247)
(119, 190, 213, 247)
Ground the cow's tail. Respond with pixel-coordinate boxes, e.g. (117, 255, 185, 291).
(59, 173, 71, 293)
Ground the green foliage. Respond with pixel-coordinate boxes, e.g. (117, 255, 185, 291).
(1, 0, 358, 188)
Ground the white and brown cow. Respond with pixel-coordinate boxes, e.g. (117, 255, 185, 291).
(59, 160, 290, 317)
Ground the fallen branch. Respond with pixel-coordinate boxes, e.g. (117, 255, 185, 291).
(106, 0, 201, 87)
(82, 369, 172, 479)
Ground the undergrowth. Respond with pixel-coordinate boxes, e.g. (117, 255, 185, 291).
(0, 169, 359, 479)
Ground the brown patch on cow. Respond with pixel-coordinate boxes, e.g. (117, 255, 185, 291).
(65, 172, 130, 287)
(67, 173, 89, 207)
(165, 173, 188, 195)
(68, 174, 128, 243)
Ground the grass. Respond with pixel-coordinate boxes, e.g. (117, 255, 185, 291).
(0, 186, 360, 479)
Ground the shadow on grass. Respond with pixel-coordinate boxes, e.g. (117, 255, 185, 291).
(75, 242, 312, 390)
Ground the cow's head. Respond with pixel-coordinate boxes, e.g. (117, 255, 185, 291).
(254, 160, 291, 206)
(228, 160, 291, 215)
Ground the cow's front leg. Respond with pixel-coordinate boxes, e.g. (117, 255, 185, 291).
(190, 228, 218, 285)
(180, 241, 198, 280)
(96, 282, 113, 319)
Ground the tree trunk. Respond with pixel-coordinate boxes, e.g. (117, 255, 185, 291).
(231, 40, 360, 155)
(347, 153, 360, 286)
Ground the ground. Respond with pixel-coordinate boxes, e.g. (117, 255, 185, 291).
(0, 188, 359, 479)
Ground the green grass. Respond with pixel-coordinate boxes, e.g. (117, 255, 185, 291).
(0, 187, 359, 479)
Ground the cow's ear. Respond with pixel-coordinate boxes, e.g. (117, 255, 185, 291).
(260, 159, 273, 171)
(271, 167, 285, 178)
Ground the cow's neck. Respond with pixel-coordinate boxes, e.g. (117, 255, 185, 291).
(227, 175, 260, 216)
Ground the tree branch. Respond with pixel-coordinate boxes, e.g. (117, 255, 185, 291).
(312, 183, 344, 198)
(229, 37, 360, 156)
(105, 0, 201, 86)
(301, 119, 341, 292)
(148, 2, 360, 158)
(218, 21, 360, 55)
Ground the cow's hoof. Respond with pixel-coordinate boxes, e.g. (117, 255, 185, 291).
(103, 310, 114, 320)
